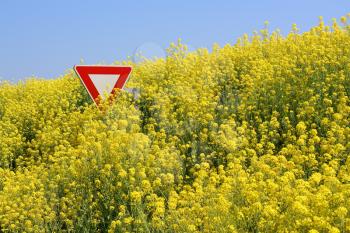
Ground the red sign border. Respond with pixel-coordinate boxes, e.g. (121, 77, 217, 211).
(74, 65, 132, 105)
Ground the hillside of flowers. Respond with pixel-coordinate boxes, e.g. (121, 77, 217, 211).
(1, 16, 350, 232)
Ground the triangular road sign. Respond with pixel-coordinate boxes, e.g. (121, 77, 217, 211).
(74, 65, 132, 106)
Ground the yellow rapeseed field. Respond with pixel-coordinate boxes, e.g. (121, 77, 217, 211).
(1, 16, 350, 232)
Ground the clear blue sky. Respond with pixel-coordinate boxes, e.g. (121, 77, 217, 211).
(1, 0, 349, 81)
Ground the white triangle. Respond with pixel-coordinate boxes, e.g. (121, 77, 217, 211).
(89, 74, 120, 100)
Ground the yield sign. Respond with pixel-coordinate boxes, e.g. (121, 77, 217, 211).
(74, 65, 132, 105)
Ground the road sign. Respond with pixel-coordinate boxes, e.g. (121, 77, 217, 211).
(74, 65, 132, 105)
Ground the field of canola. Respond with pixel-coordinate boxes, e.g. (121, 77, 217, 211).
(1, 16, 350, 232)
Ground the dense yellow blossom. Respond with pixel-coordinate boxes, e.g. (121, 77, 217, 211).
(1, 15, 350, 232)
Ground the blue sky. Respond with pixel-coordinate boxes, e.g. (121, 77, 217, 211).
(0, 0, 349, 81)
